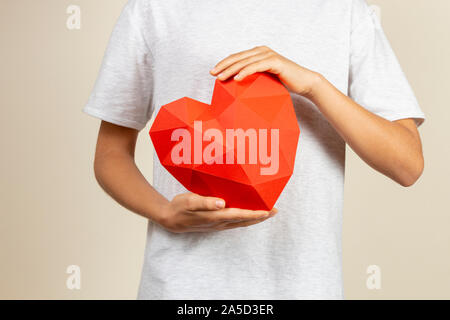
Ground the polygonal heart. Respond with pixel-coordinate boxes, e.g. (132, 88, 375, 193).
(150, 72, 300, 210)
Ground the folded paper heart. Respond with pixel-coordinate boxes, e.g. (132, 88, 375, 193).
(150, 72, 300, 210)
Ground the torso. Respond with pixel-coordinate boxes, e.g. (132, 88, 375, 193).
(139, 0, 352, 299)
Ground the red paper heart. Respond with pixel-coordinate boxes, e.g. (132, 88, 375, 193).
(150, 73, 300, 210)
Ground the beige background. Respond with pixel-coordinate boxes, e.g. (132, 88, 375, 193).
(0, 0, 448, 299)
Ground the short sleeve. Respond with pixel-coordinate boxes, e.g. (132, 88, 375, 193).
(349, 0, 425, 127)
(83, 0, 154, 131)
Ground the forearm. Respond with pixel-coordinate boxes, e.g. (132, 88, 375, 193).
(94, 150, 169, 222)
(307, 75, 424, 186)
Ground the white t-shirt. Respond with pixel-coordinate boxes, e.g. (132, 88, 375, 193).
(84, 0, 425, 299)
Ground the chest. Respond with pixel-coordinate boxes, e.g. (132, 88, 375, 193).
(146, 1, 349, 173)
(148, 1, 352, 95)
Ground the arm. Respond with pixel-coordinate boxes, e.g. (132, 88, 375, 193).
(93, 121, 276, 233)
(211, 46, 424, 187)
(307, 78, 423, 187)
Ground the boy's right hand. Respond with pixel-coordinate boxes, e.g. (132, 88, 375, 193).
(156, 193, 277, 233)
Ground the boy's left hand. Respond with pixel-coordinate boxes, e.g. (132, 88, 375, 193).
(210, 46, 322, 98)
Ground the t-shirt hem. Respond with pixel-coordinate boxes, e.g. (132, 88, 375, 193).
(83, 106, 147, 131)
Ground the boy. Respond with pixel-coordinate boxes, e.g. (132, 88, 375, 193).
(84, 0, 425, 299)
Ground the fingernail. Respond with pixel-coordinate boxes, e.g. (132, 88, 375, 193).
(234, 74, 241, 81)
(215, 200, 225, 209)
(210, 68, 217, 74)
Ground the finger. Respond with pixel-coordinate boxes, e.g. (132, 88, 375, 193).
(222, 207, 278, 222)
(218, 214, 274, 230)
(210, 46, 269, 76)
(234, 59, 279, 81)
(215, 52, 273, 81)
(182, 193, 226, 212)
(186, 209, 278, 232)
(194, 207, 276, 225)
(186, 217, 268, 232)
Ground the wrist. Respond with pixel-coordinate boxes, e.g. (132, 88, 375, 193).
(303, 71, 325, 101)
(149, 198, 171, 226)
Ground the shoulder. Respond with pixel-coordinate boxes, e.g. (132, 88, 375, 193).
(351, 0, 375, 23)
(120, 0, 154, 29)
(351, 0, 370, 11)
(125, 0, 148, 13)
(124, 0, 155, 18)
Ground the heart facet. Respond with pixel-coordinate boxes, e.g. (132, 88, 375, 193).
(150, 73, 300, 210)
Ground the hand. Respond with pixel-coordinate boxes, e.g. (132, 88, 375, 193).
(210, 46, 323, 98)
(156, 193, 278, 233)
